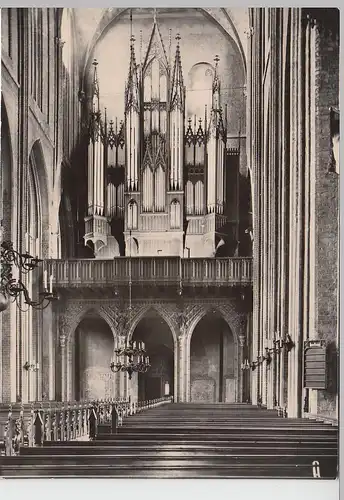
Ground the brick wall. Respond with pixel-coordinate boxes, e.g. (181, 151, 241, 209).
(313, 15, 339, 419)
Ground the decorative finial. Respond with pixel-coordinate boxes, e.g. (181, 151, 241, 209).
(140, 30, 143, 66)
(93, 58, 98, 67)
(214, 54, 220, 65)
(169, 29, 172, 66)
(130, 8, 133, 38)
(176, 33, 181, 43)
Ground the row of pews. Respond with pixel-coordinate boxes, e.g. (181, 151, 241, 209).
(0, 402, 338, 479)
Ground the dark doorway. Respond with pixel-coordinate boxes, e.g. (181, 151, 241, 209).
(131, 309, 174, 402)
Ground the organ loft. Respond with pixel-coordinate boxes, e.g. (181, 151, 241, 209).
(84, 16, 238, 259)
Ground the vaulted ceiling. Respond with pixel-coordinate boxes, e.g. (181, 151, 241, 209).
(68, 8, 249, 77)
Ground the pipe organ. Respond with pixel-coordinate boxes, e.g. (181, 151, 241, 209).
(84, 16, 230, 258)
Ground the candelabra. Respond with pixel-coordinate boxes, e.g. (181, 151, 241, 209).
(249, 334, 295, 370)
(23, 361, 39, 372)
(0, 241, 58, 312)
(241, 358, 250, 370)
(109, 228, 150, 380)
(110, 339, 150, 380)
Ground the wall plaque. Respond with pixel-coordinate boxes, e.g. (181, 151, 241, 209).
(304, 340, 327, 390)
(191, 378, 216, 402)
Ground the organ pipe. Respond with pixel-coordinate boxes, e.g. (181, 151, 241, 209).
(106, 183, 116, 218)
(88, 128, 105, 216)
(186, 180, 194, 215)
(126, 108, 139, 191)
(118, 183, 124, 217)
(143, 167, 153, 212)
(216, 140, 224, 214)
(207, 135, 216, 213)
(195, 180, 204, 215)
(154, 166, 165, 212)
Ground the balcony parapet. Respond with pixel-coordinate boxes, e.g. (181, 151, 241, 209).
(45, 257, 252, 289)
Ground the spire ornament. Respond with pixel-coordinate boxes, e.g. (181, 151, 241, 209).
(170, 33, 185, 110)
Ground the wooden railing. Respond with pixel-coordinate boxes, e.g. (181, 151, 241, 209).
(0, 396, 173, 455)
(46, 257, 252, 288)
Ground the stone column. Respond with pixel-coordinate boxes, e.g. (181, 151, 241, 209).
(266, 339, 274, 409)
(173, 340, 178, 402)
(117, 335, 127, 400)
(60, 334, 67, 402)
(238, 334, 246, 403)
(178, 334, 186, 402)
(287, 9, 304, 419)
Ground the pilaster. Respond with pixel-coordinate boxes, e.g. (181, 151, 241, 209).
(59, 333, 67, 401)
(238, 334, 245, 403)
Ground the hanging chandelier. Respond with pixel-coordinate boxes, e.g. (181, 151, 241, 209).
(0, 241, 58, 312)
(110, 339, 151, 380)
(109, 230, 150, 379)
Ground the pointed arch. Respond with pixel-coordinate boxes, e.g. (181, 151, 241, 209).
(81, 8, 247, 86)
(0, 97, 13, 242)
(127, 198, 138, 229)
(28, 140, 50, 258)
(128, 304, 178, 345)
(186, 304, 242, 403)
(170, 199, 181, 229)
(67, 306, 117, 344)
(67, 307, 116, 401)
(187, 305, 240, 347)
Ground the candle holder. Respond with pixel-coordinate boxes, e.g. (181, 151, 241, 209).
(0, 241, 58, 311)
(264, 347, 272, 365)
(241, 359, 250, 370)
(23, 361, 40, 372)
(110, 339, 150, 380)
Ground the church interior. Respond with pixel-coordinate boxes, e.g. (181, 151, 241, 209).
(0, 7, 339, 479)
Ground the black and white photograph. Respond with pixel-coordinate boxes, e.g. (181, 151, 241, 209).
(0, 6, 340, 482)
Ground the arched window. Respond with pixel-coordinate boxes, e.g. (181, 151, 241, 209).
(27, 154, 40, 257)
(127, 199, 138, 230)
(60, 9, 75, 156)
(61, 9, 73, 74)
(30, 9, 44, 109)
(187, 63, 213, 118)
(170, 200, 181, 229)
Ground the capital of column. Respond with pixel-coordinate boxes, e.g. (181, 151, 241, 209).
(55, 37, 65, 48)
(238, 334, 246, 347)
(244, 26, 254, 39)
(59, 334, 67, 349)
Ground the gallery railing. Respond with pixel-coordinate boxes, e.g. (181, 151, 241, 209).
(46, 257, 252, 288)
(0, 396, 173, 455)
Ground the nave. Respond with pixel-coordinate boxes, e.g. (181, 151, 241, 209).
(0, 401, 338, 479)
